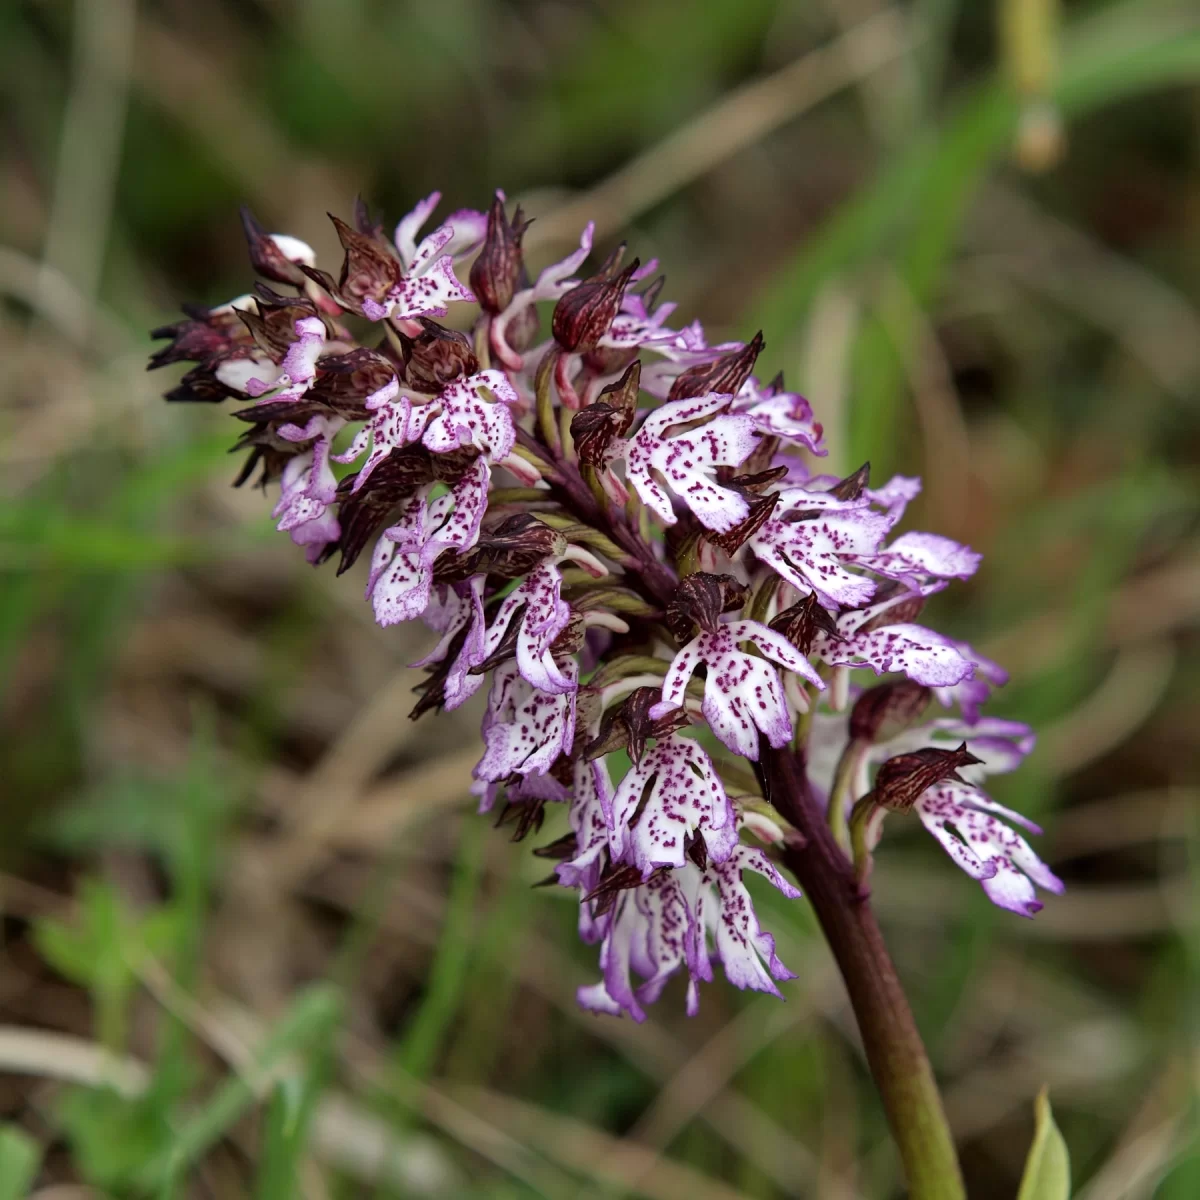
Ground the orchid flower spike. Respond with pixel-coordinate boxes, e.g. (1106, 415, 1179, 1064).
(150, 190, 1058, 1022)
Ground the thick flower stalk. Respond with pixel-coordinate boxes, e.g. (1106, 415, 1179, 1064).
(151, 190, 1062, 1197)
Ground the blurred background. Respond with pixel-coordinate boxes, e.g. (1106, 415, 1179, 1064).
(2, 0, 1199, 1196)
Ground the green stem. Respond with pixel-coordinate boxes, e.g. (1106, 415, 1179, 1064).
(757, 742, 965, 1199)
(827, 737, 869, 853)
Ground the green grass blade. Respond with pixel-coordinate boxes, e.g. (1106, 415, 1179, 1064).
(254, 1077, 308, 1200)
(138, 983, 343, 1190)
(393, 816, 487, 1083)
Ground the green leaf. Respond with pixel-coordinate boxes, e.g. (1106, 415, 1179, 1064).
(58, 1086, 177, 1193)
(33, 880, 182, 992)
(1017, 1088, 1071, 1200)
(0, 1125, 41, 1200)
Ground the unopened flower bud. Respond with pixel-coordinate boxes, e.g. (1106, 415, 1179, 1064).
(240, 207, 315, 286)
(874, 743, 983, 813)
(707, 491, 779, 555)
(333, 445, 439, 573)
(665, 572, 749, 642)
(442, 513, 565, 581)
(597, 359, 641, 427)
(235, 291, 322, 362)
(667, 331, 765, 401)
(400, 318, 478, 393)
(585, 686, 690, 765)
(769, 590, 840, 655)
(569, 403, 623, 466)
(552, 259, 640, 353)
(470, 193, 532, 314)
(585, 861, 665, 917)
(307, 347, 398, 419)
(570, 361, 640, 465)
(848, 680, 931, 744)
(326, 214, 401, 315)
(149, 302, 252, 370)
(505, 302, 541, 355)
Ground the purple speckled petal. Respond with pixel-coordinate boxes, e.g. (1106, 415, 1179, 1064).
(623, 393, 758, 532)
(529, 224, 595, 298)
(838, 581, 948, 632)
(657, 639, 704, 712)
(422, 369, 519, 459)
(216, 354, 276, 395)
(773, 484, 871, 514)
(734, 378, 826, 455)
(577, 869, 690, 1022)
(701, 651, 794, 756)
(608, 735, 738, 875)
(558, 757, 615, 926)
(931, 639, 1009, 723)
(599, 300, 679, 350)
(332, 380, 434, 490)
(364, 458, 489, 627)
(431, 455, 491, 551)
(859, 531, 982, 583)
(490, 223, 595, 369)
(414, 577, 481, 657)
(405, 220, 455, 276)
(882, 716, 1036, 782)
(630, 873, 695, 1010)
(957, 787, 1045, 837)
(474, 659, 578, 781)
(577, 845, 801, 1020)
(635, 323, 744, 399)
(366, 538, 434, 627)
(411, 577, 488, 712)
(726, 620, 825, 687)
(442, 602, 488, 711)
(866, 475, 922, 520)
(398, 203, 482, 273)
(479, 562, 576, 694)
(382, 254, 475, 321)
(247, 316, 326, 402)
(659, 620, 824, 759)
(749, 510, 891, 609)
(702, 846, 800, 995)
(814, 622, 975, 688)
(270, 430, 343, 561)
(436, 208, 488, 262)
(916, 781, 1063, 917)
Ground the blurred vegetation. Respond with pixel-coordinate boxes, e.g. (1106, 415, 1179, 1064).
(2, 0, 1199, 1196)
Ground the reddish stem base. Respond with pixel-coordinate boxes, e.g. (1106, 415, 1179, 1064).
(757, 743, 965, 1200)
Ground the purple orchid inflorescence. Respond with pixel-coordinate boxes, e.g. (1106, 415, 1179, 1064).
(150, 191, 1062, 1022)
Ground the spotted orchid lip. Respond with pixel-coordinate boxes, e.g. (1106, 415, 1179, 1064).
(150, 193, 1056, 1022)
